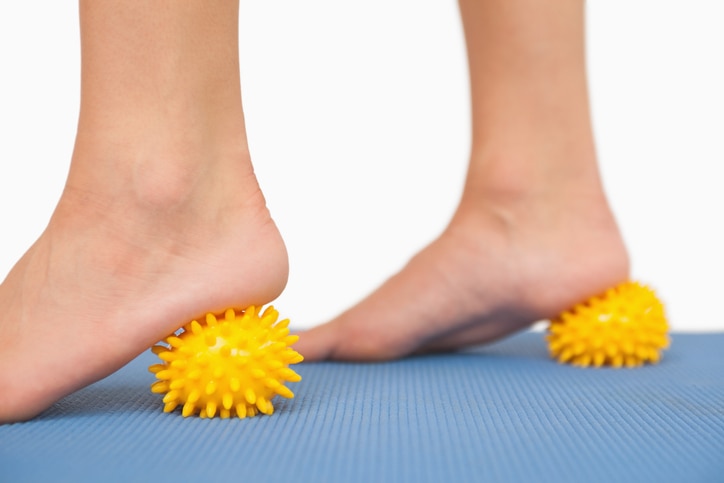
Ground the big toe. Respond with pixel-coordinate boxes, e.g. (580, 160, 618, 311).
(297, 315, 415, 362)
(294, 322, 342, 362)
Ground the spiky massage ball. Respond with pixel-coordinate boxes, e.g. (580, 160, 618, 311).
(149, 305, 303, 419)
(547, 281, 669, 368)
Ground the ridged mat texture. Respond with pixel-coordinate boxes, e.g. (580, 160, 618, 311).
(1, 332, 722, 483)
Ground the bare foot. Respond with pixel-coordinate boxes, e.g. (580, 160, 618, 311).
(0, 155, 287, 422)
(297, 0, 629, 362)
(0, 0, 290, 423)
(296, 179, 629, 361)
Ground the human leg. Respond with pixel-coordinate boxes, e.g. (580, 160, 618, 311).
(0, 0, 287, 422)
(296, 0, 629, 360)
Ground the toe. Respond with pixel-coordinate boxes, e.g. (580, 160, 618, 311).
(295, 316, 414, 362)
(294, 322, 341, 362)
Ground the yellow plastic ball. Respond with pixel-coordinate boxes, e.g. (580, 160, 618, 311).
(547, 281, 669, 368)
(148, 305, 303, 418)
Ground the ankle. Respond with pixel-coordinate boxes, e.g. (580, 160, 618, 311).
(67, 121, 255, 211)
(462, 142, 604, 204)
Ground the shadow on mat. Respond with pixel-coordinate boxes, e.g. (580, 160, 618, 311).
(38, 384, 157, 420)
(461, 331, 551, 360)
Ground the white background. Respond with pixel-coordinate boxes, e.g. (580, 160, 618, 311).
(1, 1, 722, 332)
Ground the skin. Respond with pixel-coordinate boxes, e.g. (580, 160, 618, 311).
(295, 0, 629, 360)
(0, 0, 628, 421)
(0, 0, 288, 422)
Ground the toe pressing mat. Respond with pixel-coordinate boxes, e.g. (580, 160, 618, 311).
(1, 332, 723, 482)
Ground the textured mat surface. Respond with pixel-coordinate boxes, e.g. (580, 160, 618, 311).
(1, 332, 723, 483)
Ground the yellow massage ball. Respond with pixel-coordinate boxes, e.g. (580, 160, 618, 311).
(149, 305, 303, 419)
(547, 281, 669, 368)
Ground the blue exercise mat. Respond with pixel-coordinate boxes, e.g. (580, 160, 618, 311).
(1, 332, 723, 483)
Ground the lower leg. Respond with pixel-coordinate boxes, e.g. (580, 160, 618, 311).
(296, 0, 628, 360)
(0, 0, 287, 422)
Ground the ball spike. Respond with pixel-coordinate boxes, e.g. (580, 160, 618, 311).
(163, 401, 179, 413)
(256, 397, 273, 415)
(225, 308, 236, 322)
(206, 401, 217, 418)
(151, 381, 169, 394)
(151, 345, 168, 355)
(182, 402, 195, 418)
(187, 390, 200, 404)
(158, 351, 176, 362)
(205, 380, 217, 396)
(229, 378, 241, 392)
(190, 320, 203, 335)
(206, 313, 218, 327)
(148, 364, 166, 374)
(222, 393, 234, 410)
(275, 385, 294, 399)
(162, 391, 179, 404)
(236, 403, 247, 419)
(166, 336, 184, 348)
